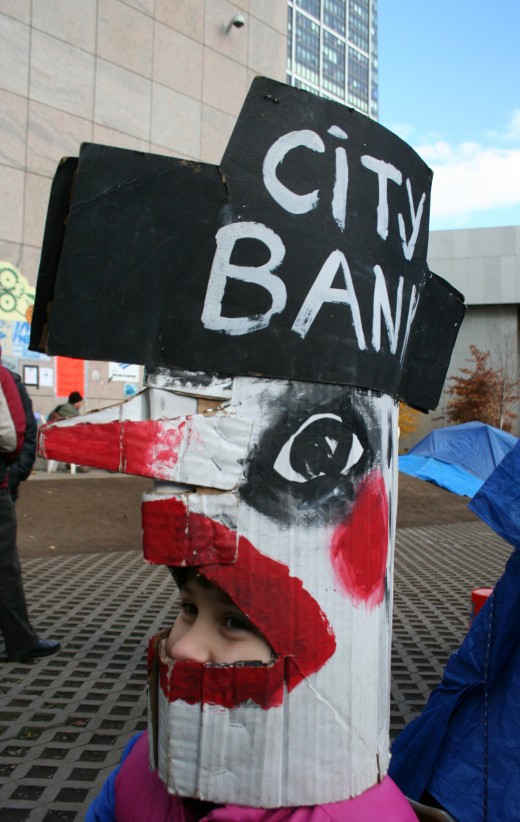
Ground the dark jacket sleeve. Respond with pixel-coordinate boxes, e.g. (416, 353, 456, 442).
(8, 373, 37, 498)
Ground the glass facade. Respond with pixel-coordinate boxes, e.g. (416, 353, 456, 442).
(287, 0, 378, 120)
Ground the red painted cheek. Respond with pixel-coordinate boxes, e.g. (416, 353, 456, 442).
(330, 470, 389, 609)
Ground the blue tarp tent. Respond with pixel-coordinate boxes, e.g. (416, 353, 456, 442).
(399, 421, 517, 496)
(390, 441, 520, 821)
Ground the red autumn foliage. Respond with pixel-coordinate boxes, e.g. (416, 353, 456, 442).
(444, 345, 519, 432)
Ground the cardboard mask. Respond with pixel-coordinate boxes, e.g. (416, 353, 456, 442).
(142, 371, 396, 806)
(31, 78, 465, 807)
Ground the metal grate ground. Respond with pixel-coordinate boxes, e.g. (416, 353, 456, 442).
(391, 521, 511, 739)
(0, 521, 512, 819)
(0, 553, 178, 821)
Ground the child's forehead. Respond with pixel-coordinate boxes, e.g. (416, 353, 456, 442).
(181, 572, 235, 606)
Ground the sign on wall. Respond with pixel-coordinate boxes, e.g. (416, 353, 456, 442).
(55, 355, 84, 399)
(108, 362, 140, 382)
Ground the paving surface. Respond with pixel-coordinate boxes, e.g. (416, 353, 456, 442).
(0, 496, 512, 818)
(390, 521, 510, 736)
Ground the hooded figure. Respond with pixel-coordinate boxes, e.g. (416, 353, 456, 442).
(31, 79, 465, 815)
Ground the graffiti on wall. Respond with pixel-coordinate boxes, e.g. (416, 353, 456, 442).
(0, 261, 34, 321)
(0, 262, 48, 361)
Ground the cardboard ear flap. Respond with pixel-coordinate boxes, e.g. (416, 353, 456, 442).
(398, 268, 466, 412)
(30, 156, 78, 352)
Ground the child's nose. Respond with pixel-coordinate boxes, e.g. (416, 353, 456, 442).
(169, 626, 214, 664)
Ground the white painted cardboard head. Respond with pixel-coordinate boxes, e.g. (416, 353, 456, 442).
(30, 78, 465, 809)
(143, 372, 397, 806)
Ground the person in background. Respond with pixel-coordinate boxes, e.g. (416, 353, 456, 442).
(0, 352, 61, 663)
(47, 390, 83, 422)
(0, 345, 37, 500)
(46, 391, 85, 473)
(7, 377, 37, 503)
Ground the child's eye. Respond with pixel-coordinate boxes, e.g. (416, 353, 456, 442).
(223, 615, 252, 632)
(180, 601, 197, 618)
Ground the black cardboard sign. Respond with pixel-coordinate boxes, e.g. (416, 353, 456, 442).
(30, 77, 465, 411)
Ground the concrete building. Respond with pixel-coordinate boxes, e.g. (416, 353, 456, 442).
(401, 225, 520, 448)
(0, 0, 287, 419)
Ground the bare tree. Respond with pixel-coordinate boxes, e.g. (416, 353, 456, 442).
(491, 317, 520, 431)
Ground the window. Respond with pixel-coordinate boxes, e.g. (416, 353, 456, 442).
(296, 0, 321, 19)
(348, 0, 369, 52)
(287, 6, 293, 67)
(324, 0, 346, 35)
(348, 46, 369, 111)
(295, 12, 320, 84)
(323, 30, 345, 98)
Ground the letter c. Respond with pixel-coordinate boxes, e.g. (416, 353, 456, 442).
(263, 130, 325, 215)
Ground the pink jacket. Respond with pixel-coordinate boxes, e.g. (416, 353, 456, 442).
(113, 732, 418, 821)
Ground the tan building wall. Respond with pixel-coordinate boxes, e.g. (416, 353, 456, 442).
(399, 226, 520, 451)
(0, 0, 287, 420)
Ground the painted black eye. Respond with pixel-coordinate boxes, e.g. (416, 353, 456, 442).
(273, 414, 363, 483)
(240, 385, 378, 526)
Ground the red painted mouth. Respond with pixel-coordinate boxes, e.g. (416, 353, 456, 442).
(143, 496, 336, 709)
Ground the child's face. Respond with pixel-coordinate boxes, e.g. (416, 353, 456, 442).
(166, 574, 273, 665)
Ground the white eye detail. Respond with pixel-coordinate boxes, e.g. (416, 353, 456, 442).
(339, 434, 364, 475)
(273, 413, 364, 483)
